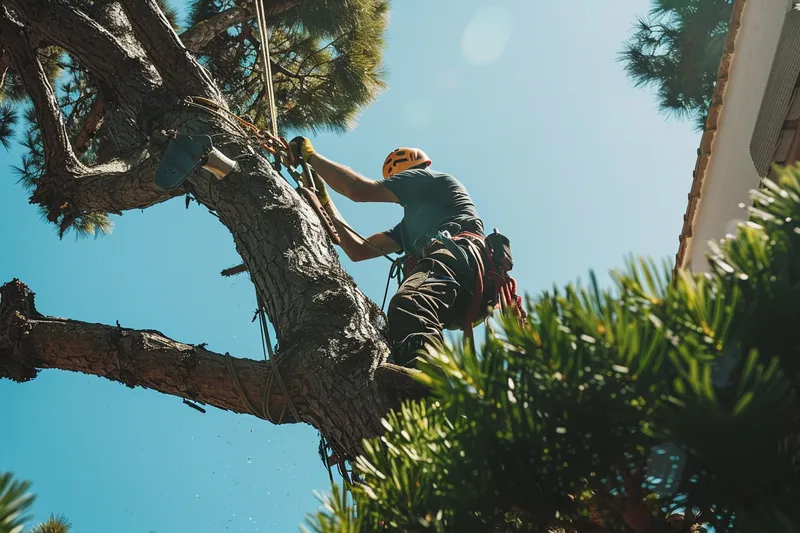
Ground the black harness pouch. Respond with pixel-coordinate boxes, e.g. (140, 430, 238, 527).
(485, 229, 513, 272)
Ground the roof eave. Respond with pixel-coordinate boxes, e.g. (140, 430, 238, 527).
(674, 0, 749, 273)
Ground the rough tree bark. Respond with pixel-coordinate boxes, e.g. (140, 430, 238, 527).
(0, 0, 422, 459)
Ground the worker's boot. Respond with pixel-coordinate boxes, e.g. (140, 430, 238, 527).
(391, 333, 436, 368)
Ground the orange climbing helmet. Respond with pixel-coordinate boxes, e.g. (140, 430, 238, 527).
(381, 147, 432, 179)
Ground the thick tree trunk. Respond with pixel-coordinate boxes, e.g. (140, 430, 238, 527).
(186, 134, 398, 453)
(151, 100, 410, 454)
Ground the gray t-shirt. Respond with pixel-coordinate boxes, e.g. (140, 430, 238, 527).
(382, 168, 484, 256)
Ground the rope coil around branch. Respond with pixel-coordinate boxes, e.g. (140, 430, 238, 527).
(225, 296, 300, 425)
(226, 302, 356, 484)
(256, 297, 301, 422)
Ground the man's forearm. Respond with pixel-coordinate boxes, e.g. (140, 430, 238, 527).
(323, 203, 370, 261)
(309, 154, 372, 200)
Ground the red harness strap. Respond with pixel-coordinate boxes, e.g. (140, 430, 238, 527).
(401, 231, 527, 346)
(452, 232, 527, 345)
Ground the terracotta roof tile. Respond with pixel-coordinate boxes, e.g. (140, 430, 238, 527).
(674, 0, 748, 272)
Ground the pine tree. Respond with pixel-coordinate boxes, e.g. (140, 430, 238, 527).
(618, 0, 734, 131)
(305, 163, 800, 533)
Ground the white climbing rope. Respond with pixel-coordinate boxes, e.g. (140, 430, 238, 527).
(223, 2, 304, 426)
(253, 0, 279, 137)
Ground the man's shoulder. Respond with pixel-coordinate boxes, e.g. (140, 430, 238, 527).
(430, 170, 468, 192)
(389, 168, 457, 180)
(426, 169, 454, 179)
(384, 168, 466, 199)
(390, 168, 435, 180)
(383, 168, 434, 194)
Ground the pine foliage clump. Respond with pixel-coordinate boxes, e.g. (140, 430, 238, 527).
(306, 164, 800, 533)
(619, 0, 734, 131)
(187, 0, 389, 134)
(0, 0, 389, 236)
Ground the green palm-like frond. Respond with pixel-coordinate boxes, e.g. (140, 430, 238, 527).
(0, 473, 34, 533)
(27, 515, 71, 533)
(306, 163, 800, 532)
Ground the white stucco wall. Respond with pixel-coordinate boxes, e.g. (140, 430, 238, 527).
(685, 0, 795, 272)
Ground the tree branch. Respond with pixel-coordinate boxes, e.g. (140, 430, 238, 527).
(74, 98, 105, 155)
(179, 0, 297, 54)
(0, 4, 179, 228)
(0, 8, 80, 173)
(221, 264, 248, 277)
(29, 147, 182, 222)
(5, 0, 160, 107)
(118, 0, 220, 98)
(245, 34, 301, 79)
(0, 50, 10, 93)
(0, 279, 297, 423)
(181, 5, 250, 53)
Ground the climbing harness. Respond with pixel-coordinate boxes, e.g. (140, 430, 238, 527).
(402, 229, 527, 346)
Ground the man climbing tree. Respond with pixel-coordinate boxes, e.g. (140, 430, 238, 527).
(287, 137, 523, 367)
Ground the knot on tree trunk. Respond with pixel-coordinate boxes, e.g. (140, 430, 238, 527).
(0, 279, 40, 382)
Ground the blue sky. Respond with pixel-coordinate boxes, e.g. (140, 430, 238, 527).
(0, 1, 701, 531)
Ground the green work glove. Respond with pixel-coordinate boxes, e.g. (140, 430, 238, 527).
(289, 136, 316, 163)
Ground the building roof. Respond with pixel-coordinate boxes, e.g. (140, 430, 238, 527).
(674, 0, 748, 271)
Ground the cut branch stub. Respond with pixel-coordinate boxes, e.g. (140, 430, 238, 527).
(0, 279, 40, 318)
(221, 264, 248, 277)
(0, 279, 41, 382)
